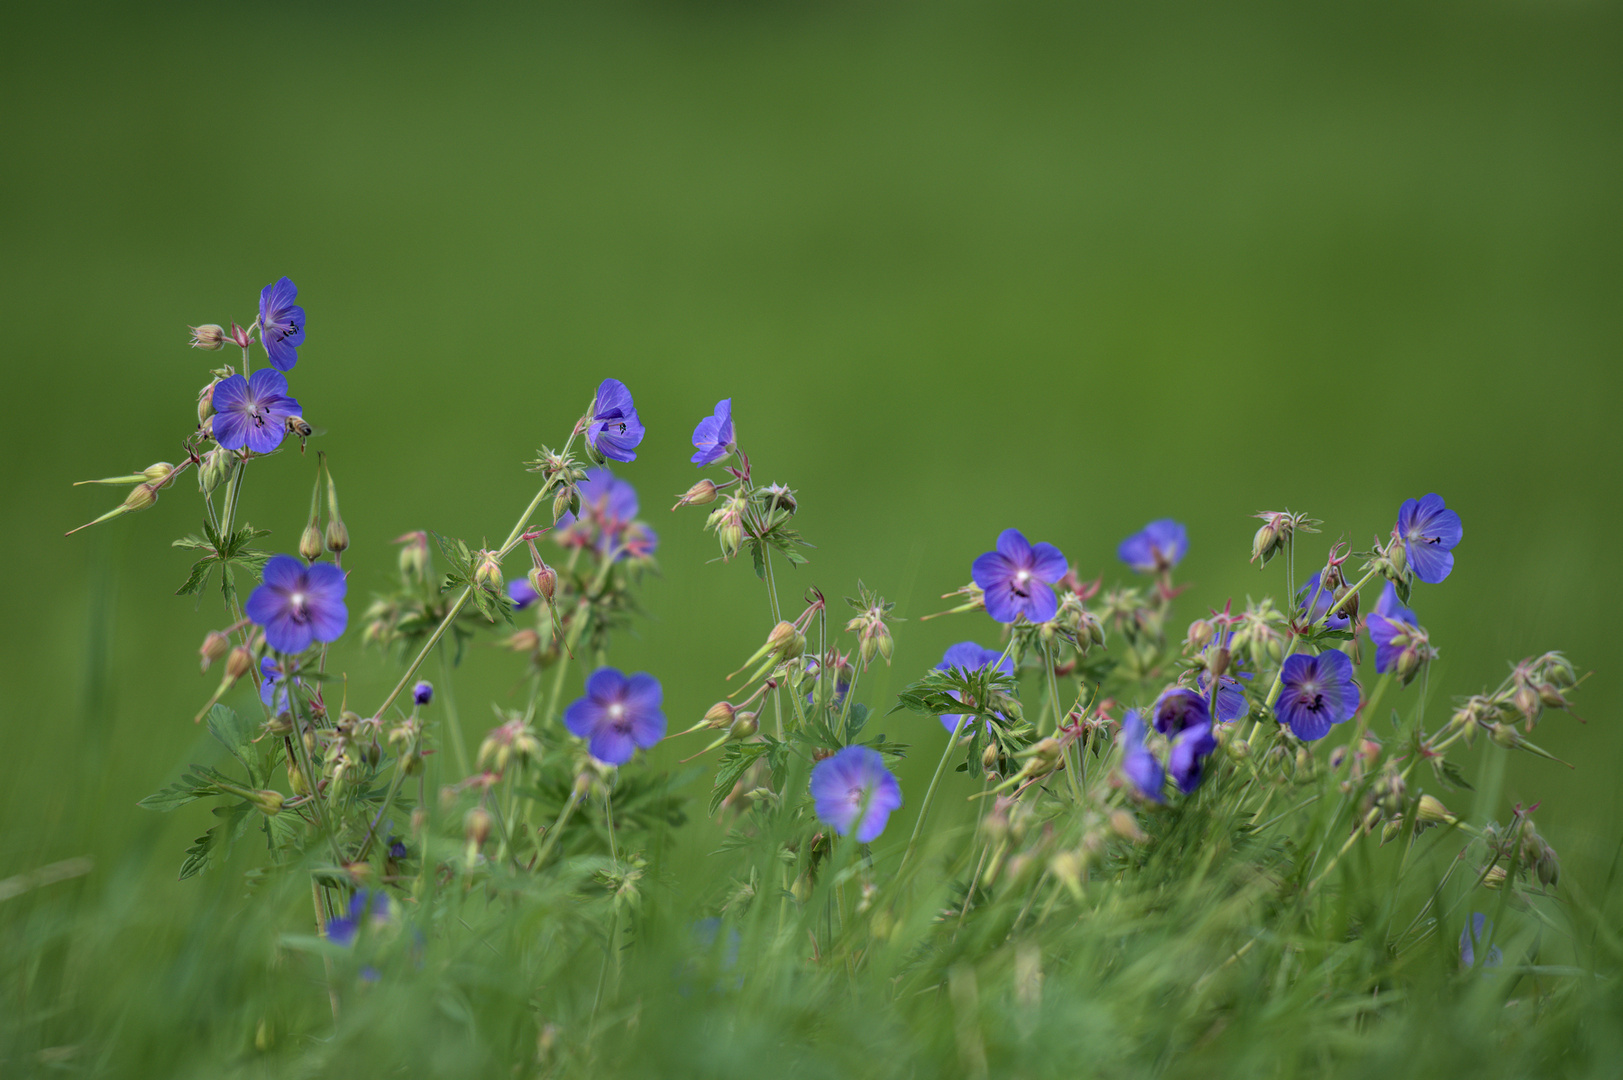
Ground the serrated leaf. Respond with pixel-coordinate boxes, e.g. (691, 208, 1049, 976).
(1432, 757, 1475, 792)
(175, 558, 214, 597)
(749, 540, 766, 581)
(206, 705, 263, 785)
(137, 780, 214, 812)
(710, 741, 772, 815)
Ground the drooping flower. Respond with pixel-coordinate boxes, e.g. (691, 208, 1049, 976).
(1275, 651, 1360, 741)
(412, 681, 434, 706)
(245, 555, 348, 654)
(1297, 570, 1352, 632)
(1118, 519, 1188, 574)
(1119, 710, 1164, 803)
(258, 277, 306, 372)
(1197, 670, 1251, 724)
(1393, 494, 1462, 585)
(563, 668, 666, 766)
(809, 745, 903, 843)
(690, 398, 736, 467)
(211, 368, 301, 455)
(971, 528, 1068, 624)
(1372, 581, 1416, 625)
(1167, 722, 1218, 794)
(1150, 686, 1211, 736)
(935, 641, 1015, 733)
(259, 655, 298, 714)
(1367, 596, 1435, 685)
(558, 468, 646, 560)
(1460, 913, 1503, 970)
(586, 378, 645, 463)
(325, 889, 390, 947)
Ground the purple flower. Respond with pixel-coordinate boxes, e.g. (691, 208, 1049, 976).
(809, 745, 903, 843)
(1297, 570, 1351, 632)
(1372, 581, 1416, 624)
(621, 520, 659, 561)
(1275, 651, 1360, 741)
(258, 277, 306, 372)
(508, 576, 539, 611)
(1118, 519, 1188, 574)
(1394, 494, 1462, 585)
(690, 398, 736, 467)
(805, 655, 853, 707)
(563, 668, 666, 766)
(1150, 686, 1211, 736)
(971, 529, 1067, 625)
(586, 378, 645, 463)
(1460, 913, 1503, 970)
(559, 468, 646, 560)
(412, 681, 434, 706)
(935, 642, 1015, 733)
(1197, 670, 1251, 724)
(211, 368, 301, 454)
(1168, 722, 1218, 794)
(325, 889, 389, 947)
(1120, 710, 1164, 803)
(245, 555, 348, 654)
(259, 655, 298, 714)
(387, 839, 408, 860)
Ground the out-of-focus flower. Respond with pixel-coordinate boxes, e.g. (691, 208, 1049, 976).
(563, 668, 666, 766)
(1297, 570, 1352, 632)
(935, 641, 1014, 733)
(509, 576, 539, 610)
(1168, 722, 1218, 794)
(558, 468, 647, 560)
(246, 554, 348, 654)
(690, 398, 736, 467)
(212, 368, 300, 454)
(325, 889, 389, 947)
(587, 378, 645, 463)
(1150, 686, 1210, 736)
(1118, 519, 1188, 574)
(259, 655, 299, 714)
(971, 528, 1067, 624)
(1393, 494, 1462, 585)
(1460, 913, 1503, 970)
(1120, 710, 1164, 803)
(258, 277, 306, 372)
(1275, 651, 1359, 741)
(1367, 584, 1436, 684)
(412, 681, 434, 706)
(809, 746, 903, 843)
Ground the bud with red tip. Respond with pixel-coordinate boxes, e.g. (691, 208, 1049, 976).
(189, 324, 226, 350)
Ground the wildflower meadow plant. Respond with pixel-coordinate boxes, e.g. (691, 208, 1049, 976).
(58, 278, 1614, 1076)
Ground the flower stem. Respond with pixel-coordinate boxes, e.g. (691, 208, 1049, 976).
(899, 712, 970, 876)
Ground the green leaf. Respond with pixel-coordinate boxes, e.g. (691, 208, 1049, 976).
(137, 780, 214, 812)
(710, 741, 772, 815)
(748, 539, 766, 581)
(175, 557, 214, 597)
(206, 705, 264, 785)
(178, 803, 249, 880)
(1432, 756, 1475, 792)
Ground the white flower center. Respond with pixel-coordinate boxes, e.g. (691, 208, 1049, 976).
(290, 591, 307, 613)
(1015, 569, 1031, 584)
(608, 703, 626, 722)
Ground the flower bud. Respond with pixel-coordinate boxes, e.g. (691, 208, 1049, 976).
(197, 381, 217, 425)
(1490, 722, 1519, 749)
(1514, 686, 1541, 723)
(728, 713, 759, 740)
(1417, 794, 1454, 824)
(413, 681, 434, 706)
(189, 324, 226, 350)
(718, 520, 743, 560)
(528, 564, 557, 603)
(199, 630, 231, 671)
(226, 646, 253, 681)
(123, 483, 159, 514)
(1185, 618, 1215, 651)
(573, 772, 594, 798)
(200, 448, 232, 493)
(553, 486, 576, 523)
(766, 621, 798, 656)
(475, 551, 504, 592)
(982, 743, 1002, 773)
(674, 478, 719, 510)
(324, 516, 350, 555)
(703, 701, 736, 729)
(503, 628, 541, 653)
(248, 789, 284, 815)
(141, 462, 178, 489)
(1396, 645, 1423, 682)
(299, 523, 324, 563)
(1483, 864, 1508, 889)
(1109, 809, 1147, 842)
(464, 807, 493, 848)
(1380, 820, 1403, 845)
(1536, 845, 1561, 887)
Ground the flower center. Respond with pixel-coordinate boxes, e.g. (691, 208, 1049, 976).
(608, 703, 626, 724)
(1296, 679, 1325, 711)
(846, 784, 868, 807)
(290, 591, 307, 613)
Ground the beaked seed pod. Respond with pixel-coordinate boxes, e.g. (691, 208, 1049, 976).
(299, 523, 324, 563)
(199, 630, 231, 671)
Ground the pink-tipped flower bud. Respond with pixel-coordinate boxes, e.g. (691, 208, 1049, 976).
(674, 478, 719, 510)
(703, 701, 736, 729)
(396, 531, 428, 581)
(528, 564, 557, 603)
(189, 324, 226, 351)
(474, 550, 504, 593)
(1185, 618, 1215, 651)
(464, 807, 493, 849)
(123, 483, 159, 514)
(199, 630, 231, 671)
(225, 646, 253, 681)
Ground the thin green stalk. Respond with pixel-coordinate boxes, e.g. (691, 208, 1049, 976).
(899, 712, 970, 875)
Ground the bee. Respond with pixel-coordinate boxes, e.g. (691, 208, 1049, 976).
(284, 415, 323, 454)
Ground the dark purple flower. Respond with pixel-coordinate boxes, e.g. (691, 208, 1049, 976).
(690, 398, 736, 467)
(1275, 651, 1360, 741)
(258, 277, 306, 372)
(1151, 686, 1211, 736)
(259, 655, 298, 714)
(935, 641, 1015, 733)
(971, 528, 1067, 625)
(1168, 722, 1218, 794)
(558, 468, 647, 560)
(1118, 519, 1188, 574)
(586, 378, 645, 463)
(1120, 710, 1164, 803)
(245, 555, 348, 654)
(387, 839, 408, 860)
(809, 745, 903, 843)
(1297, 570, 1351, 632)
(564, 668, 666, 765)
(412, 681, 434, 706)
(212, 368, 301, 454)
(1394, 494, 1462, 585)
(325, 889, 389, 947)
(1460, 913, 1503, 970)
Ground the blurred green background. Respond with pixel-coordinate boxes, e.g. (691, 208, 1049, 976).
(2, 0, 1620, 1050)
